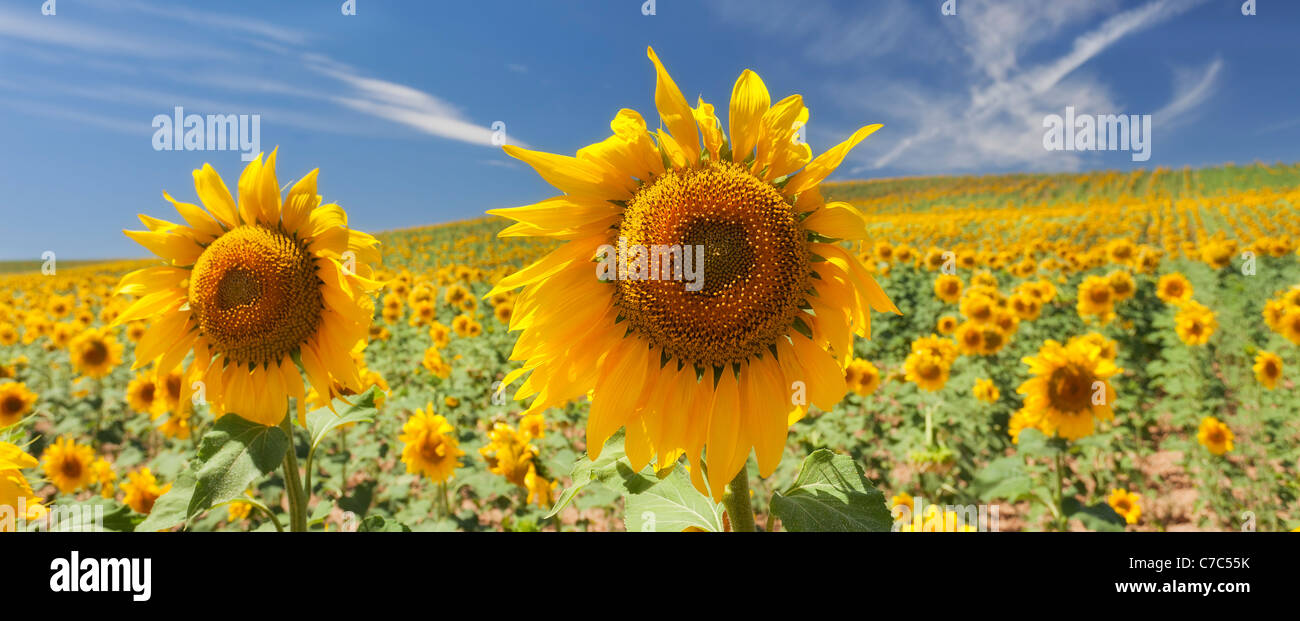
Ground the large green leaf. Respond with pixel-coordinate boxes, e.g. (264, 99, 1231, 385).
(623, 466, 724, 532)
(770, 449, 892, 532)
(134, 413, 288, 532)
(1063, 498, 1126, 532)
(972, 456, 1033, 503)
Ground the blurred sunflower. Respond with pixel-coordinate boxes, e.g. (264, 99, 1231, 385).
(934, 274, 962, 304)
(125, 374, 164, 419)
(42, 436, 96, 494)
(973, 378, 999, 403)
(1, 442, 46, 529)
(1014, 338, 1120, 441)
(936, 315, 958, 335)
(0, 382, 38, 428)
(903, 352, 949, 392)
(113, 150, 382, 426)
(1076, 275, 1115, 322)
(523, 464, 557, 508)
(68, 327, 123, 379)
(1106, 488, 1141, 525)
(122, 468, 171, 514)
(1156, 273, 1193, 305)
(1174, 301, 1216, 346)
(1197, 416, 1233, 455)
(1252, 351, 1283, 390)
(486, 47, 897, 499)
(844, 358, 881, 397)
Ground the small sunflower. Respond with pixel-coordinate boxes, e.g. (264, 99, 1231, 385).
(934, 274, 963, 304)
(122, 468, 171, 514)
(1, 442, 46, 528)
(0, 382, 38, 428)
(1277, 308, 1300, 346)
(1174, 301, 1216, 346)
(903, 352, 949, 392)
(41, 436, 96, 494)
(1015, 338, 1120, 442)
(1107, 488, 1141, 525)
(523, 464, 557, 508)
(68, 327, 123, 379)
(1107, 270, 1135, 301)
(1156, 273, 1193, 305)
(1076, 275, 1115, 322)
(1197, 416, 1234, 455)
(1253, 351, 1283, 390)
(936, 315, 958, 335)
(973, 378, 999, 404)
(486, 47, 897, 499)
(954, 321, 984, 355)
(845, 358, 881, 397)
(125, 374, 164, 419)
(398, 403, 464, 483)
(479, 422, 537, 487)
(113, 150, 382, 426)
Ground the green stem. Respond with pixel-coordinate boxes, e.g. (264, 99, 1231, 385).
(239, 498, 285, 533)
(279, 415, 308, 532)
(722, 465, 756, 532)
(1053, 451, 1067, 531)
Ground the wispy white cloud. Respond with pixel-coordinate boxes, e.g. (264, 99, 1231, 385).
(1155, 56, 1223, 128)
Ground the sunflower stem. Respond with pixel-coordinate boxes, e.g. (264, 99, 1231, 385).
(722, 465, 756, 532)
(279, 414, 308, 532)
(1052, 451, 1067, 531)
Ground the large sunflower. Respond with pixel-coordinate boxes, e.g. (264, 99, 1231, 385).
(113, 150, 382, 426)
(487, 47, 897, 500)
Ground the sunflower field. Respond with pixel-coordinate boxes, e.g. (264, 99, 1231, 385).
(3, 52, 1300, 533)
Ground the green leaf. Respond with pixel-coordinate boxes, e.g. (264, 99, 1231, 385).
(770, 449, 892, 532)
(1014, 428, 1061, 458)
(136, 413, 288, 531)
(1063, 498, 1126, 532)
(544, 429, 657, 519)
(623, 466, 725, 532)
(306, 386, 380, 462)
(358, 515, 411, 532)
(972, 456, 1033, 503)
(189, 414, 289, 517)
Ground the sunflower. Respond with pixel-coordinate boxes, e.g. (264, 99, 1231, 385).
(0, 323, 17, 346)
(1278, 308, 1300, 346)
(954, 321, 984, 355)
(959, 292, 995, 324)
(125, 374, 163, 419)
(890, 491, 914, 513)
(934, 274, 963, 304)
(1009, 292, 1041, 321)
(91, 457, 116, 498)
(1015, 339, 1120, 442)
(936, 315, 958, 335)
(1076, 275, 1115, 321)
(398, 403, 464, 483)
(41, 436, 96, 494)
(428, 321, 452, 348)
(0, 382, 38, 428)
(1174, 301, 1216, 346)
(485, 48, 897, 499)
(1252, 351, 1283, 390)
(122, 468, 171, 514)
(421, 347, 451, 379)
(112, 150, 382, 426)
(973, 378, 999, 403)
(1, 442, 46, 529)
(519, 412, 546, 441)
(1106, 488, 1141, 525)
(845, 358, 881, 397)
(158, 410, 193, 440)
(1156, 273, 1193, 305)
(1197, 416, 1234, 455)
(1107, 270, 1135, 301)
(903, 352, 949, 392)
(67, 327, 122, 379)
(479, 422, 536, 487)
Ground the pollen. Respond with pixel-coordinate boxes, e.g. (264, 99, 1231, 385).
(613, 160, 810, 369)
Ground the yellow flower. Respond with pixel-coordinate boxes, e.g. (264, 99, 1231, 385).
(845, 358, 881, 397)
(1, 442, 46, 529)
(1015, 338, 1120, 442)
(428, 321, 451, 348)
(1253, 351, 1283, 390)
(1174, 301, 1216, 346)
(114, 150, 382, 427)
(158, 410, 193, 440)
(444, 395, 460, 409)
(0, 322, 17, 346)
(68, 327, 123, 379)
(904, 352, 949, 392)
(1068, 332, 1117, 363)
(125, 374, 164, 419)
(523, 464, 557, 508)
(934, 274, 962, 303)
(1197, 416, 1233, 455)
(399, 403, 464, 483)
(485, 47, 897, 500)
(91, 458, 116, 498)
(42, 436, 96, 494)
(1076, 275, 1115, 321)
(1107, 488, 1141, 525)
(890, 491, 913, 513)
(519, 413, 546, 442)
(1156, 273, 1193, 305)
(122, 468, 171, 514)
(227, 499, 253, 522)
(973, 378, 999, 403)
(0, 382, 38, 428)
(911, 334, 958, 367)
(1107, 270, 1135, 301)
(421, 347, 451, 379)
(1277, 308, 1300, 346)
(936, 315, 958, 334)
(900, 505, 977, 532)
(954, 321, 984, 355)
(479, 422, 536, 487)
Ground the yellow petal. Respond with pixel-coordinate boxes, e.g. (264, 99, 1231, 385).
(728, 69, 770, 163)
(646, 46, 699, 164)
(786, 124, 882, 196)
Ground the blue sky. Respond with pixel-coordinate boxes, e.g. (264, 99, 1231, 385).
(1, 0, 1297, 260)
